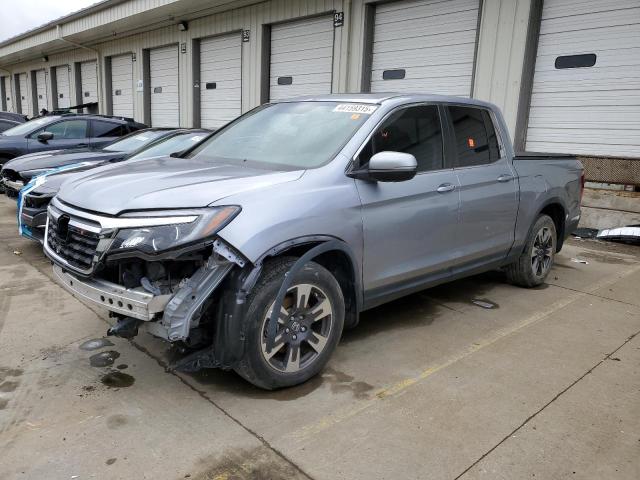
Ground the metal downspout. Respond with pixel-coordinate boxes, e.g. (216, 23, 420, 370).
(56, 25, 103, 113)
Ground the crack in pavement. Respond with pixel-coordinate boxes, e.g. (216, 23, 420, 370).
(453, 328, 640, 480)
(545, 281, 639, 308)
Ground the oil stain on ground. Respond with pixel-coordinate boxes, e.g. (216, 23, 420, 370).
(191, 446, 308, 480)
(101, 371, 135, 388)
(90, 351, 121, 367)
(80, 338, 115, 351)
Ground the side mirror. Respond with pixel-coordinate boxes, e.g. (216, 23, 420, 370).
(37, 131, 54, 142)
(349, 151, 418, 182)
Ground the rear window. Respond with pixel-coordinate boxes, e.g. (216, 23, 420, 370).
(448, 106, 500, 167)
(92, 121, 126, 138)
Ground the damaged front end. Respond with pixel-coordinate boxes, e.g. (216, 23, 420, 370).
(44, 198, 249, 366)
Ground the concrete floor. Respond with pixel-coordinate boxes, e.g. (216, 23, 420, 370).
(0, 195, 639, 480)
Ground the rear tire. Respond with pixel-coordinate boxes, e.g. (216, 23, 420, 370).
(506, 214, 557, 287)
(234, 257, 345, 390)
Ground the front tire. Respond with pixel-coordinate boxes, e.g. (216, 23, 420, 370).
(506, 214, 557, 287)
(234, 257, 345, 390)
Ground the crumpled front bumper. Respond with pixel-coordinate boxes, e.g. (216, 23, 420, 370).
(53, 264, 171, 321)
(52, 257, 235, 342)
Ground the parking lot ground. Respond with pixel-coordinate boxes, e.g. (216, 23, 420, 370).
(0, 194, 639, 480)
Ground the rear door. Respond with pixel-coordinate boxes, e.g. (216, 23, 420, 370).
(446, 105, 517, 266)
(355, 104, 461, 303)
(28, 119, 90, 153)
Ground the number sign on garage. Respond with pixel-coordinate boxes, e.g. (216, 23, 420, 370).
(199, 33, 242, 129)
(150, 45, 180, 127)
(269, 15, 335, 101)
(111, 54, 134, 118)
(525, 0, 640, 158)
(55, 65, 71, 109)
(368, 0, 480, 96)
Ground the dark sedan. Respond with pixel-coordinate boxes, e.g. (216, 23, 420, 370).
(1, 127, 184, 197)
(0, 114, 145, 166)
(18, 129, 211, 242)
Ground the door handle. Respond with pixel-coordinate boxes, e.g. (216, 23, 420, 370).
(497, 174, 513, 182)
(436, 183, 456, 193)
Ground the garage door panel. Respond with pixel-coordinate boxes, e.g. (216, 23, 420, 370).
(542, 0, 638, 18)
(370, 0, 479, 95)
(3, 77, 12, 112)
(80, 61, 98, 104)
(18, 73, 31, 117)
(269, 16, 334, 102)
(525, 0, 640, 157)
(539, 6, 640, 35)
(200, 33, 242, 129)
(35, 70, 48, 112)
(150, 45, 179, 127)
(111, 54, 133, 118)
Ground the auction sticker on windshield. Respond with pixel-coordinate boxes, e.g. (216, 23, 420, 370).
(333, 104, 378, 115)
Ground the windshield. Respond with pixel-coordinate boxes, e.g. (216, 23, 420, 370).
(127, 132, 210, 160)
(103, 130, 168, 152)
(188, 102, 376, 169)
(1, 117, 59, 136)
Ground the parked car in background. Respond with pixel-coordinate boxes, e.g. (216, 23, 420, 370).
(0, 111, 27, 123)
(18, 129, 211, 242)
(0, 114, 146, 166)
(1, 128, 207, 197)
(0, 119, 21, 133)
(44, 94, 584, 389)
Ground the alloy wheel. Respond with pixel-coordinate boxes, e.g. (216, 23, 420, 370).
(531, 226, 554, 277)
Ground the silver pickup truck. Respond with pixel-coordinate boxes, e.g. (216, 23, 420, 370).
(44, 94, 584, 389)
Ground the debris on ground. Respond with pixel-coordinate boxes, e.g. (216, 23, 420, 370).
(572, 228, 599, 239)
(13, 250, 21, 255)
(596, 225, 640, 246)
(571, 258, 589, 264)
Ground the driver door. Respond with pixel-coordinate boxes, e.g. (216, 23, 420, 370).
(28, 119, 90, 153)
(353, 105, 461, 306)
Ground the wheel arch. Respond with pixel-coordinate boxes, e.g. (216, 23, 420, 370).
(256, 235, 362, 329)
(537, 199, 567, 252)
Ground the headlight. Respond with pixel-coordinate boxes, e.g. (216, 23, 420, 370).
(109, 206, 240, 255)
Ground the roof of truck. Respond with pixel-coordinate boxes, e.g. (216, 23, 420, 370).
(278, 93, 498, 110)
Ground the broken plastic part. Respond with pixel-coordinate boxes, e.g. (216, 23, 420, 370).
(107, 317, 142, 339)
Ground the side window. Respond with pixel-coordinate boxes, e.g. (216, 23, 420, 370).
(449, 106, 495, 167)
(43, 120, 89, 139)
(358, 105, 443, 172)
(91, 121, 125, 138)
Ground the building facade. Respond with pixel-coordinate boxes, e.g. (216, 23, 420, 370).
(0, 0, 638, 180)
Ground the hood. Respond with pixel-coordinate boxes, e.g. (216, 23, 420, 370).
(6, 149, 122, 177)
(57, 156, 304, 215)
(31, 162, 106, 195)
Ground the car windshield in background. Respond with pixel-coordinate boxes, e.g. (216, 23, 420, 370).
(188, 102, 375, 170)
(127, 132, 209, 160)
(1, 117, 59, 136)
(103, 130, 167, 152)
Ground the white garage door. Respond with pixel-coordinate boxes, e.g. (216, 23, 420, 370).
(55, 65, 71, 109)
(80, 61, 98, 104)
(111, 54, 134, 118)
(526, 0, 640, 157)
(269, 16, 334, 101)
(3, 76, 12, 112)
(35, 70, 48, 113)
(200, 34, 242, 129)
(370, 0, 479, 96)
(18, 73, 31, 117)
(150, 45, 180, 127)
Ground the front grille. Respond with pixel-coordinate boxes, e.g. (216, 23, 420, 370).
(24, 192, 53, 210)
(1, 168, 19, 182)
(47, 216, 100, 271)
